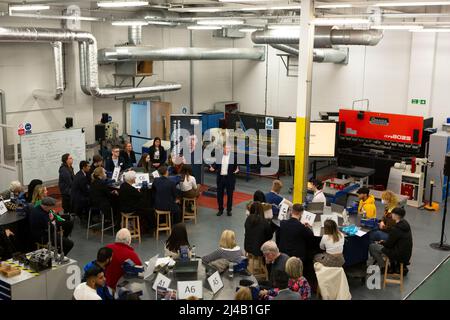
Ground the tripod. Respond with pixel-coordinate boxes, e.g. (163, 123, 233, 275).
(430, 174, 450, 251)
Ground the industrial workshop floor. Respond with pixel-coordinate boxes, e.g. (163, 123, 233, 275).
(68, 170, 450, 300)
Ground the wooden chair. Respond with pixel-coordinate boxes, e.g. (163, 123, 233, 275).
(87, 207, 115, 243)
(182, 197, 197, 224)
(121, 212, 141, 243)
(246, 253, 268, 281)
(383, 257, 404, 292)
(155, 210, 171, 240)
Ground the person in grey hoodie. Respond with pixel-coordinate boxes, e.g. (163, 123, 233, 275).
(59, 153, 75, 214)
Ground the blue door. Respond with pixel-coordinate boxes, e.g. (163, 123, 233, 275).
(130, 101, 150, 155)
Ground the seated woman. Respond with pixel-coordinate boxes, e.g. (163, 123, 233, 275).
(25, 179, 43, 203)
(285, 257, 311, 300)
(1, 181, 26, 205)
(90, 167, 118, 218)
(149, 137, 167, 170)
(244, 202, 272, 257)
(31, 184, 48, 206)
(121, 142, 137, 170)
(165, 223, 191, 259)
(314, 219, 345, 268)
(246, 190, 273, 220)
(370, 190, 398, 242)
(179, 164, 199, 199)
(137, 153, 151, 173)
(202, 230, 244, 265)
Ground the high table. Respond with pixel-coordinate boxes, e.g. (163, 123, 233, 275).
(0, 209, 29, 253)
(0, 210, 26, 227)
(336, 166, 376, 187)
(117, 258, 257, 300)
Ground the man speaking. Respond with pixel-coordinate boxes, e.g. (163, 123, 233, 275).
(209, 143, 239, 217)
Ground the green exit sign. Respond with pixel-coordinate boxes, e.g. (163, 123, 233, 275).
(411, 99, 427, 105)
(411, 99, 419, 104)
(420, 99, 427, 105)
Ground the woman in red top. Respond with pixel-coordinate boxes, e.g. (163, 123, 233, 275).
(105, 228, 142, 290)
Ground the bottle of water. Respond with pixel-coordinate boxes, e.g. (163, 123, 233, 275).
(191, 245, 196, 260)
(228, 262, 234, 278)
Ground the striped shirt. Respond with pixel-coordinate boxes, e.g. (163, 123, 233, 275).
(201, 246, 244, 264)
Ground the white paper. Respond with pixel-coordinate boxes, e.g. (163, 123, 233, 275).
(156, 257, 176, 267)
(301, 210, 316, 226)
(320, 214, 339, 227)
(355, 229, 367, 237)
(152, 273, 172, 291)
(0, 201, 7, 215)
(135, 173, 150, 183)
(190, 119, 200, 125)
(177, 280, 203, 300)
(112, 167, 121, 182)
(207, 271, 224, 295)
(152, 170, 160, 178)
(278, 203, 290, 221)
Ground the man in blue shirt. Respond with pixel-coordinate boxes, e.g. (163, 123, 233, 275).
(265, 180, 292, 218)
(83, 247, 114, 300)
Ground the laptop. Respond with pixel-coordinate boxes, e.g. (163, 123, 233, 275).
(331, 203, 345, 214)
(306, 202, 325, 215)
(173, 260, 199, 281)
(143, 254, 159, 281)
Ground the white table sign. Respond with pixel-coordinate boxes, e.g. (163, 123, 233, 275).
(207, 271, 224, 294)
(135, 173, 150, 184)
(151, 170, 160, 179)
(177, 280, 203, 300)
(152, 273, 171, 291)
(301, 210, 316, 226)
(112, 167, 121, 182)
(278, 202, 290, 221)
(0, 201, 7, 215)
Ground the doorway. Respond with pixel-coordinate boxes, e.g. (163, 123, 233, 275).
(130, 100, 151, 155)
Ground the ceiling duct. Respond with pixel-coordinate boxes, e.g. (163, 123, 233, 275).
(270, 44, 348, 64)
(128, 25, 142, 46)
(0, 27, 182, 98)
(252, 27, 383, 47)
(98, 46, 265, 63)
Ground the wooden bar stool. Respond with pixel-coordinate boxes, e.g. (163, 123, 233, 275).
(247, 253, 268, 281)
(87, 208, 115, 243)
(120, 212, 141, 243)
(155, 210, 171, 240)
(182, 197, 197, 224)
(383, 257, 404, 292)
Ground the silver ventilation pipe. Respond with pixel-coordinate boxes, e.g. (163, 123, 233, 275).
(78, 42, 91, 95)
(98, 46, 265, 64)
(0, 27, 182, 98)
(252, 27, 383, 47)
(33, 41, 64, 100)
(270, 44, 348, 64)
(128, 25, 142, 46)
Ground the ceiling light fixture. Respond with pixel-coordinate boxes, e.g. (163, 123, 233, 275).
(97, 1, 149, 8)
(197, 19, 244, 26)
(371, 25, 423, 30)
(111, 20, 148, 26)
(314, 18, 370, 26)
(187, 25, 222, 30)
(375, 1, 450, 7)
(8, 4, 50, 11)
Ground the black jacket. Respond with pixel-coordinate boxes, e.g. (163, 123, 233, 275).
(119, 182, 143, 213)
(382, 219, 413, 264)
(244, 216, 273, 257)
(105, 156, 125, 174)
(278, 218, 315, 260)
(58, 165, 74, 196)
(29, 205, 51, 243)
(121, 150, 137, 170)
(71, 170, 90, 210)
(149, 146, 167, 165)
(152, 176, 177, 211)
(90, 179, 112, 213)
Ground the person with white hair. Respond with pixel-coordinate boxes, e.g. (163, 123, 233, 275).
(105, 228, 142, 290)
(1, 181, 25, 203)
(261, 240, 290, 283)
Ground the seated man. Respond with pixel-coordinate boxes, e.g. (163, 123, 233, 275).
(309, 178, 327, 206)
(260, 240, 289, 284)
(83, 247, 114, 300)
(73, 266, 105, 300)
(105, 228, 142, 290)
(29, 197, 74, 255)
(105, 145, 125, 175)
(357, 187, 377, 219)
(369, 207, 413, 274)
(265, 180, 292, 218)
(152, 165, 181, 224)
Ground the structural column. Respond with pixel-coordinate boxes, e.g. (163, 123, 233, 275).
(293, 0, 315, 203)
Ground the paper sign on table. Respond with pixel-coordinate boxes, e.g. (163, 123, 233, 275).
(177, 280, 203, 300)
(135, 173, 150, 183)
(355, 229, 367, 237)
(0, 201, 7, 215)
(278, 202, 290, 221)
(301, 210, 316, 226)
(112, 167, 121, 182)
(320, 214, 339, 227)
(152, 170, 160, 179)
(152, 273, 171, 291)
(207, 271, 224, 294)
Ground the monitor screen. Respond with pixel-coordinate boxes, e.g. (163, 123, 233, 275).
(277, 121, 336, 157)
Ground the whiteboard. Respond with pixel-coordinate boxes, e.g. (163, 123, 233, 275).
(278, 122, 336, 157)
(20, 128, 86, 184)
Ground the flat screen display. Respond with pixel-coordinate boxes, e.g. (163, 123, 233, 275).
(277, 121, 336, 157)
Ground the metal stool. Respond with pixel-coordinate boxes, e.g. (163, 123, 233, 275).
(120, 212, 141, 243)
(182, 197, 197, 224)
(86, 207, 115, 243)
(383, 258, 405, 292)
(155, 210, 171, 240)
(247, 253, 268, 281)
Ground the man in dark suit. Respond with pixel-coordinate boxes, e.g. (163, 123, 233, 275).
(152, 166, 181, 224)
(71, 161, 91, 218)
(209, 144, 239, 217)
(105, 145, 125, 175)
(278, 203, 314, 262)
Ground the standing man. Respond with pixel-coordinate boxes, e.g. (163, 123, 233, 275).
(71, 160, 91, 219)
(209, 143, 239, 217)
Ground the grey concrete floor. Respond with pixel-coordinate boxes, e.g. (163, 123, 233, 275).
(68, 171, 450, 300)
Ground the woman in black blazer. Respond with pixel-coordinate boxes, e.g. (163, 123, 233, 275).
(149, 137, 167, 170)
(89, 167, 117, 216)
(121, 142, 137, 170)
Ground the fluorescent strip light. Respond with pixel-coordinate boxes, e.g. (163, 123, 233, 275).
(197, 19, 244, 26)
(187, 25, 222, 30)
(411, 28, 450, 32)
(112, 20, 148, 26)
(375, 1, 450, 7)
(238, 28, 258, 33)
(314, 18, 370, 26)
(9, 4, 50, 11)
(372, 25, 423, 30)
(316, 4, 353, 9)
(97, 1, 148, 8)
